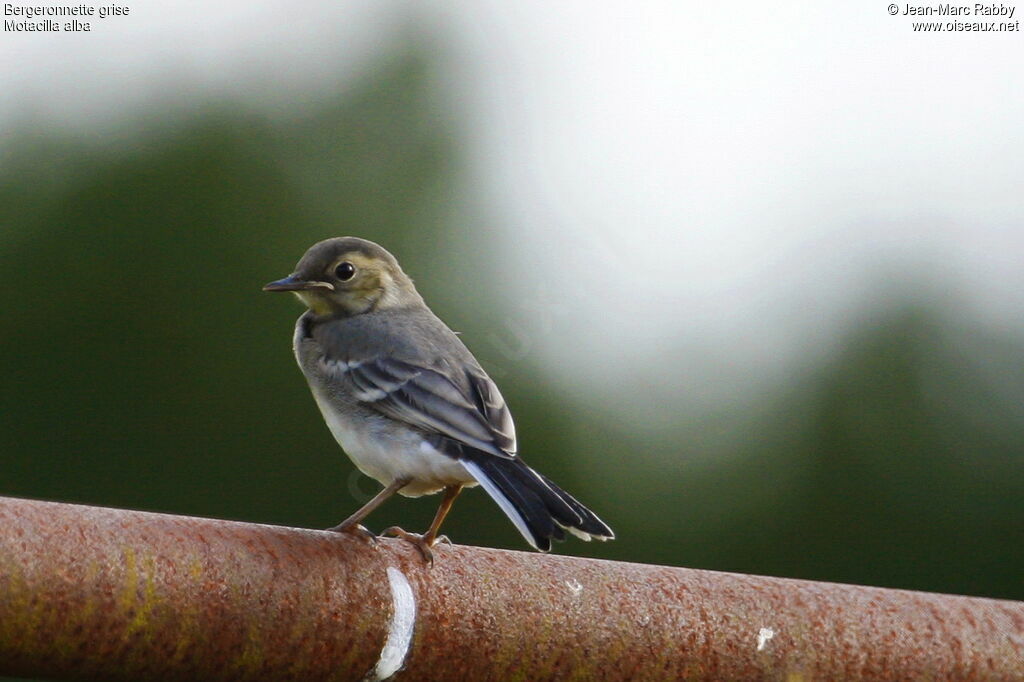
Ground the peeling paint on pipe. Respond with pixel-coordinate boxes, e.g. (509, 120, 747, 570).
(0, 496, 1022, 681)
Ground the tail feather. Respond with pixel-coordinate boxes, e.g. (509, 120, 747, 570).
(533, 470, 614, 539)
(460, 460, 551, 550)
(462, 455, 614, 552)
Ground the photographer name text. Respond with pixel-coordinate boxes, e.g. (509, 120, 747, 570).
(898, 3, 1014, 16)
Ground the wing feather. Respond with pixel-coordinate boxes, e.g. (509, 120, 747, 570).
(327, 355, 517, 458)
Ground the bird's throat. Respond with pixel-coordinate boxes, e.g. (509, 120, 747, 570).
(293, 291, 335, 316)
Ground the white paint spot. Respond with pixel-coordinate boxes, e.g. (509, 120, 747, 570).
(565, 578, 583, 596)
(369, 567, 416, 681)
(756, 627, 775, 652)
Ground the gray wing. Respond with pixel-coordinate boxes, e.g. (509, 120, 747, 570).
(334, 355, 517, 458)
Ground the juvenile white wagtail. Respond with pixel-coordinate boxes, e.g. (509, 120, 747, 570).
(264, 237, 614, 559)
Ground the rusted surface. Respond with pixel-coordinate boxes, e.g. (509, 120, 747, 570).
(0, 496, 1022, 681)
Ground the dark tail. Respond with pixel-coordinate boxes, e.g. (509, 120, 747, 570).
(461, 455, 614, 552)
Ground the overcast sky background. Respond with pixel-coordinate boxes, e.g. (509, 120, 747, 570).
(3, 1, 1022, 402)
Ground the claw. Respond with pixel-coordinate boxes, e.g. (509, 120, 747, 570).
(381, 526, 442, 564)
(326, 522, 378, 546)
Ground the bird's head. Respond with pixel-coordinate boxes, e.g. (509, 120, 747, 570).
(263, 237, 422, 316)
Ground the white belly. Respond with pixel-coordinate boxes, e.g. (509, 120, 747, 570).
(310, 386, 477, 497)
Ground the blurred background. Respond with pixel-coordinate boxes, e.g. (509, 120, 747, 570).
(2, 5, 1022, 655)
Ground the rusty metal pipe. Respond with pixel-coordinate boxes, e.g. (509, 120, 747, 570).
(0, 496, 1021, 681)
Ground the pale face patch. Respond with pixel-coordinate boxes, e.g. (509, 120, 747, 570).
(294, 290, 335, 315)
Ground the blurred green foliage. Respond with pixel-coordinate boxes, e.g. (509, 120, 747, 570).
(1, 47, 1021, 682)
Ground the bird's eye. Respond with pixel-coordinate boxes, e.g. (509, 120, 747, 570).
(334, 262, 356, 281)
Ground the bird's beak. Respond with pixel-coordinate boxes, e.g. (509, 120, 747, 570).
(262, 276, 335, 292)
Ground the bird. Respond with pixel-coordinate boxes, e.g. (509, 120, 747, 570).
(263, 237, 614, 560)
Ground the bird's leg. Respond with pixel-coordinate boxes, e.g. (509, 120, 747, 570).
(382, 484, 463, 563)
(421, 484, 463, 547)
(327, 476, 411, 542)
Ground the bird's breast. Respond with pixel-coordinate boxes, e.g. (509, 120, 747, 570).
(304, 366, 476, 498)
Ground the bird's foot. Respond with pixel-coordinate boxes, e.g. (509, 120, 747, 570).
(380, 526, 445, 564)
(325, 522, 378, 546)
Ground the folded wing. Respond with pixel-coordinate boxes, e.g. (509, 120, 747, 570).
(327, 355, 517, 459)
